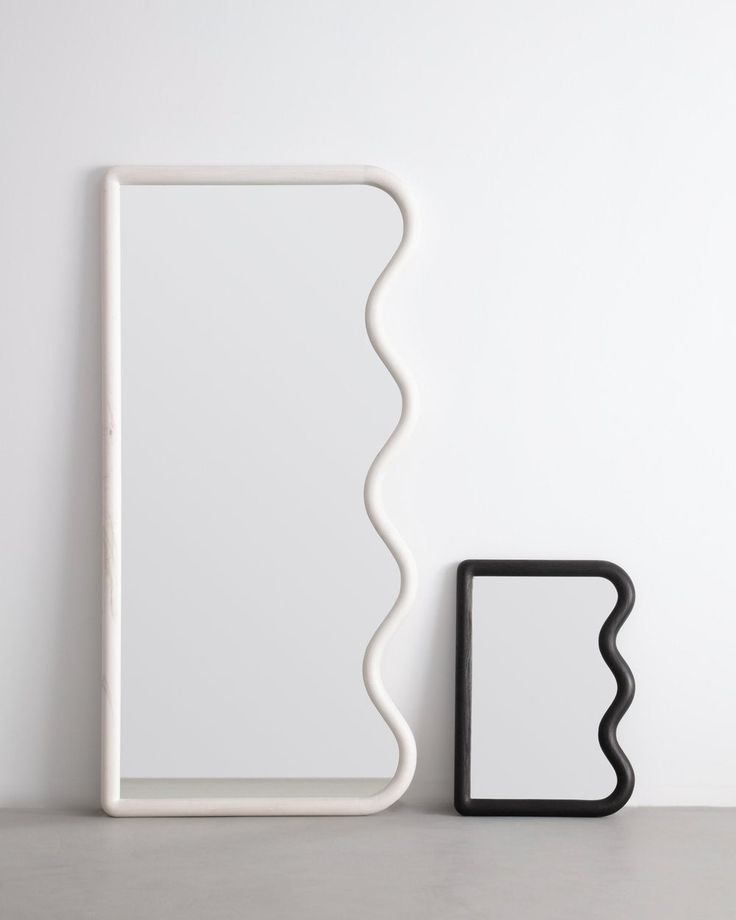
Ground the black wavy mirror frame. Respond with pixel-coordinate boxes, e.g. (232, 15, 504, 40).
(454, 560, 635, 817)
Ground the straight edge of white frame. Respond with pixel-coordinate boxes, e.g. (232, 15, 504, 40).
(102, 165, 418, 816)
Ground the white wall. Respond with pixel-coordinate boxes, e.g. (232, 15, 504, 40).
(1, 0, 735, 807)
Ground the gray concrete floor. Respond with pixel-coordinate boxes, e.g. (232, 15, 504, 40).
(1, 805, 734, 919)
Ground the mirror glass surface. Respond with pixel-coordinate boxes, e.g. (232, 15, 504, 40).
(120, 184, 402, 796)
(470, 575, 618, 800)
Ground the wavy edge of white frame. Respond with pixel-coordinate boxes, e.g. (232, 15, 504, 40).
(102, 165, 418, 816)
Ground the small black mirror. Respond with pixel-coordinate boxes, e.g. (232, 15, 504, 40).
(454, 560, 635, 817)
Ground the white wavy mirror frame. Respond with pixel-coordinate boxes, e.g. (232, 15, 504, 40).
(102, 165, 417, 816)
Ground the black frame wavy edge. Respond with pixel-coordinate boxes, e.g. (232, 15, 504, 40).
(454, 559, 635, 817)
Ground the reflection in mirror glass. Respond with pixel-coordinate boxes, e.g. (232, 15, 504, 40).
(120, 184, 403, 796)
(470, 576, 617, 800)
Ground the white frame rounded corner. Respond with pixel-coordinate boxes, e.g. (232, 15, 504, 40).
(102, 165, 418, 816)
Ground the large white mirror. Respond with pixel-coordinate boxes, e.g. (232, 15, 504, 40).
(102, 167, 417, 815)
